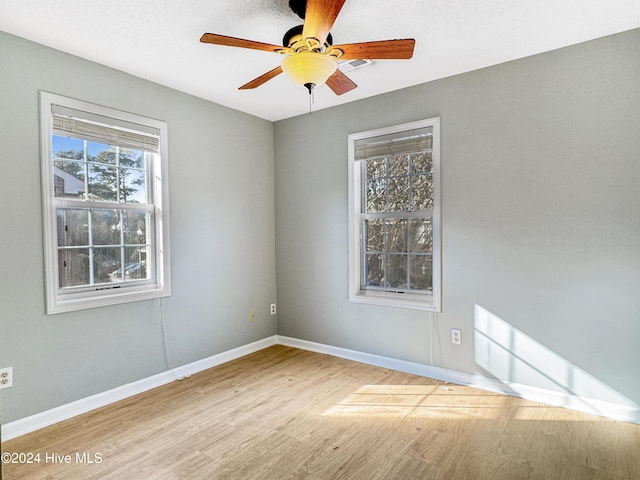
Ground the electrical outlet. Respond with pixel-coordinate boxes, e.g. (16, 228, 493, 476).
(270, 303, 276, 315)
(451, 328, 462, 345)
(0, 366, 13, 389)
(249, 309, 256, 322)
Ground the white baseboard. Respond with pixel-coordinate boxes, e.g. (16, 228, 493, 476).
(170, 336, 277, 380)
(3, 333, 637, 441)
(276, 335, 640, 425)
(1, 336, 277, 441)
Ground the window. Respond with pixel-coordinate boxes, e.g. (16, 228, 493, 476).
(348, 118, 441, 311)
(40, 92, 171, 314)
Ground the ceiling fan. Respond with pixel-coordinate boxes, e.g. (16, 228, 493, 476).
(200, 0, 415, 95)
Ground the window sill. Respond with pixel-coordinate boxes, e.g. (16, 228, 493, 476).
(48, 284, 170, 314)
(349, 290, 440, 312)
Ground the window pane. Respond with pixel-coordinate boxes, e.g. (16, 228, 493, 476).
(58, 248, 90, 288)
(410, 255, 433, 291)
(52, 135, 84, 159)
(386, 218, 407, 253)
(123, 246, 148, 281)
(366, 158, 386, 178)
(365, 254, 384, 287)
(388, 177, 409, 212)
(88, 164, 118, 201)
(120, 168, 147, 204)
(366, 178, 387, 213)
(119, 149, 145, 169)
(410, 152, 432, 175)
(410, 217, 433, 253)
(124, 211, 148, 245)
(388, 155, 408, 177)
(411, 174, 433, 211)
(94, 247, 121, 284)
(53, 160, 86, 199)
(386, 254, 408, 289)
(92, 209, 121, 246)
(365, 219, 383, 252)
(88, 142, 117, 164)
(57, 209, 89, 247)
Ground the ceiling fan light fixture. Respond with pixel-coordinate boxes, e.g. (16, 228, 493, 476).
(281, 51, 337, 92)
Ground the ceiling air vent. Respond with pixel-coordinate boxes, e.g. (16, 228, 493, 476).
(338, 58, 374, 73)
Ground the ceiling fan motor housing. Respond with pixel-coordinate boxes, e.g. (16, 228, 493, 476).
(283, 25, 333, 49)
(289, 0, 307, 19)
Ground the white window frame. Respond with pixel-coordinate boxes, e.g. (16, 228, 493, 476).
(40, 91, 171, 314)
(348, 117, 441, 312)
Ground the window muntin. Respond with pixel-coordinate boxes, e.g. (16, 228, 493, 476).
(348, 118, 441, 311)
(55, 207, 151, 289)
(362, 152, 434, 294)
(53, 138, 148, 203)
(53, 136, 152, 290)
(40, 92, 170, 314)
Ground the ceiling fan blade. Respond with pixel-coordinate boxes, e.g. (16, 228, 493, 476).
(325, 69, 357, 95)
(302, 0, 346, 46)
(200, 33, 283, 53)
(239, 66, 284, 90)
(331, 39, 416, 60)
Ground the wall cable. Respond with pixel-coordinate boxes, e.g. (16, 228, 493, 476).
(429, 310, 452, 391)
(158, 297, 190, 381)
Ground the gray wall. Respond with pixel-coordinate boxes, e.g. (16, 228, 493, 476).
(1, 28, 639, 426)
(0, 32, 277, 423)
(274, 29, 640, 408)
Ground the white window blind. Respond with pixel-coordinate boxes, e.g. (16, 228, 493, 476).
(354, 126, 433, 161)
(52, 105, 160, 153)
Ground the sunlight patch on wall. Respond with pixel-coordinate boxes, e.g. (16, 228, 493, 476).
(473, 304, 637, 411)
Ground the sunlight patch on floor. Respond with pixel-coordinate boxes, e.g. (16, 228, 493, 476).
(322, 384, 506, 419)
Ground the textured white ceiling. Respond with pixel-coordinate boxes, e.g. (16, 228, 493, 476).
(1, 1, 639, 121)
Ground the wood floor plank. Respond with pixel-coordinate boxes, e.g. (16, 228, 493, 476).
(2, 345, 639, 480)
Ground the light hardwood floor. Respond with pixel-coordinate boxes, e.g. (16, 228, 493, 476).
(2, 345, 639, 479)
